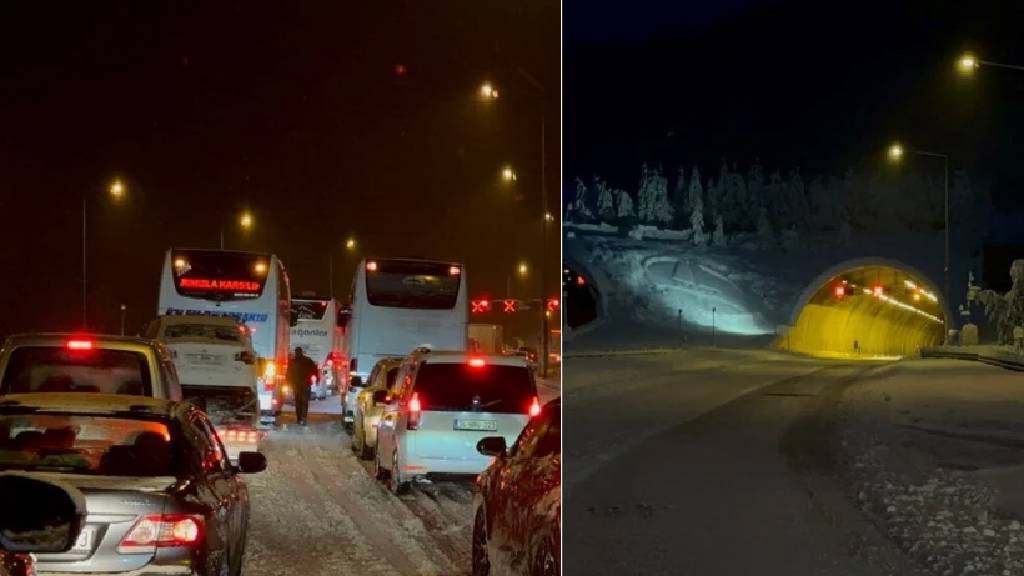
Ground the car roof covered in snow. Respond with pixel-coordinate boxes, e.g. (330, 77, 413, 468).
(0, 393, 178, 418)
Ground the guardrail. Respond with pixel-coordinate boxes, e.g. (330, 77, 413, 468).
(920, 347, 1024, 372)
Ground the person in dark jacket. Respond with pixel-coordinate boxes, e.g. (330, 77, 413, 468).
(286, 347, 318, 425)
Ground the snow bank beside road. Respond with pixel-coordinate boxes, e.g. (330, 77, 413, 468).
(840, 359, 1024, 576)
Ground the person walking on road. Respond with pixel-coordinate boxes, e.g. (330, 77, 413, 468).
(286, 347, 318, 426)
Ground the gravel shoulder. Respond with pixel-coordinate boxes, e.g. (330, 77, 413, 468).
(838, 359, 1024, 576)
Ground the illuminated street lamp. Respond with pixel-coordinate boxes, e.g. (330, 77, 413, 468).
(239, 210, 254, 231)
(82, 177, 129, 327)
(885, 141, 950, 336)
(956, 51, 1024, 76)
(517, 261, 529, 277)
(501, 165, 518, 183)
(479, 82, 499, 100)
(345, 237, 357, 250)
(544, 211, 554, 223)
(886, 143, 904, 162)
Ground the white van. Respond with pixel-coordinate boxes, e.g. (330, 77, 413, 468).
(374, 350, 539, 494)
(146, 314, 262, 459)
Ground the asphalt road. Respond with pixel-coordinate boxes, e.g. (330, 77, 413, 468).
(563, 348, 921, 576)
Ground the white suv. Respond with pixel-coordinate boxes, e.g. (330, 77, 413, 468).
(374, 350, 540, 493)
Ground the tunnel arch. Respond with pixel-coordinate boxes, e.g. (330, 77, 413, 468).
(782, 257, 951, 359)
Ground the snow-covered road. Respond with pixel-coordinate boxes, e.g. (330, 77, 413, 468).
(243, 380, 561, 576)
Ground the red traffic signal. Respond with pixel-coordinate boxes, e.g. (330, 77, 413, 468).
(471, 299, 492, 314)
(503, 299, 518, 313)
(547, 298, 560, 311)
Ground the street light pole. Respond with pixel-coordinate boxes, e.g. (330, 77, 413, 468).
(539, 111, 549, 379)
(81, 196, 88, 329)
(120, 304, 127, 336)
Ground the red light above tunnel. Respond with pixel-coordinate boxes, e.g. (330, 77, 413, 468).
(833, 285, 846, 299)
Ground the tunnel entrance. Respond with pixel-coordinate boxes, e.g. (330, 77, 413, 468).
(563, 266, 598, 329)
(782, 264, 946, 359)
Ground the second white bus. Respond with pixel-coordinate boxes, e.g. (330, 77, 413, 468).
(341, 257, 468, 424)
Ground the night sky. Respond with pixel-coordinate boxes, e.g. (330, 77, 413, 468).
(0, 1, 559, 337)
(566, 0, 1024, 215)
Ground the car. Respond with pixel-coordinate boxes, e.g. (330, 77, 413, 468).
(351, 356, 403, 460)
(0, 333, 183, 401)
(146, 315, 264, 460)
(472, 398, 560, 576)
(0, 393, 266, 576)
(374, 350, 541, 494)
(339, 372, 366, 431)
(0, 473, 87, 576)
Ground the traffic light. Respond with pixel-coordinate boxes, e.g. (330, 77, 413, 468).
(471, 299, 492, 314)
(547, 298, 560, 312)
(502, 299, 518, 313)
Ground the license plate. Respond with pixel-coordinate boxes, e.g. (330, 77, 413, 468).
(454, 419, 497, 431)
(187, 354, 223, 365)
(71, 528, 93, 553)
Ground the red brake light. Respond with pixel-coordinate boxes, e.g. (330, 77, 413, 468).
(576, 275, 586, 286)
(66, 339, 94, 350)
(872, 285, 884, 297)
(468, 358, 486, 368)
(449, 265, 461, 276)
(834, 285, 846, 298)
(408, 392, 422, 430)
(325, 358, 334, 367)
(529, 396, 541, 417)
(366, 261, 378, 272)
(118, 514, 204, 552)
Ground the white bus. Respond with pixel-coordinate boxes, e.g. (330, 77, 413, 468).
(290, 296, 346, 400)
(157, 248, 292, 419)
(341, 257, 468, 424)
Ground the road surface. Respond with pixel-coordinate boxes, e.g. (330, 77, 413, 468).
(564, 348, 928, 575)
(244, 381, 560, 575)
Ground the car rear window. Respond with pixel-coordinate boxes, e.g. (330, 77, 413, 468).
(0, 413, 177, 476)
(1, 347, 153, 396)
(183, 386, 257, 426)
(412, 363, 536, 414)
(162, 323, 241, 342)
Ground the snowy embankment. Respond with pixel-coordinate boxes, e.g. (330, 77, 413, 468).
(839, 359, 1024, 576)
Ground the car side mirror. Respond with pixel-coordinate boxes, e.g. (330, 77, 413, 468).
(237, 451, 267, 474)
(0, 474, 85, 554)
(372, 389, 389, 406)
(235, 350, 256, 365)
(476, 436, 507, 458)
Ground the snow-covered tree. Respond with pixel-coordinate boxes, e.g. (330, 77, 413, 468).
(712, 214, 726, 247)
(705, 177, 721, 223)
(593, 176, 615, 222)
(636, 164, 655, 223)
(672, 167, 688, 229)
(756, 205, 773, 248)
(689, 167, 706, 245)
(785, 169, 809, 231)
(649, 166, 674, 225)
(571, 177, 593, 222)
(1000, 260, 1024, 343)
(616, 188, 635, 220)
(746, 159, 765, 231)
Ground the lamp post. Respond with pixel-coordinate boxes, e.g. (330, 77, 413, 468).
(120, 304, 127, 336)
(957, 52, 1024, 76)
(887, 142, 950, 337)
(329, 236, 358, 299)
(479, 76, 551, 377)
(220, 210, 254, 250)
(82, 179, 128, 328)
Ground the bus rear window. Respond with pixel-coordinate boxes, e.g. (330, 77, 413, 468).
(366, 261, 460, 310)
(1, 347, 152, 396)
(163, 323, 242, 342)
(172, 250, 269, 301)
(291, 300, 328, 321)
(411, 363, 536, 413)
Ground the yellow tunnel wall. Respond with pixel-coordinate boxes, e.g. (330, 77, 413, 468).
(783, 299, 943, 359)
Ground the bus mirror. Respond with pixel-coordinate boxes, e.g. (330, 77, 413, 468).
(236, 350, 255, 365)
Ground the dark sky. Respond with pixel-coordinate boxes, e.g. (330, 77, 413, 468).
(0, 1, 559, 337)
(565, 0, 1024, 213)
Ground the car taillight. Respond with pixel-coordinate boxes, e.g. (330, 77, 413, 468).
(407, 392, 422, 430)
(529, 396, 541, 417)
(263, 360, 276, 379)
(468, 357, 486, 368)
(216, 428, 260, 443)
(118, 514, 204, 552)
(66, 339, 94, 350)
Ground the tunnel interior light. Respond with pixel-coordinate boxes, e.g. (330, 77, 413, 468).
(872, 285, 885, 298)
(833, 285, 846, 299)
